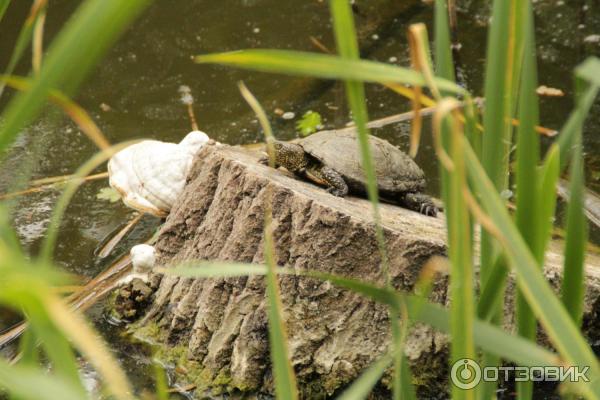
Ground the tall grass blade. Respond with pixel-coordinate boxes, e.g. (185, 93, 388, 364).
(239, 83, 299, 400)
(479, 1, 522, 397)
(44, 294, 135, 400)
(39, 142, 135, 262)
(0, 0, 45, 98)
(329, 2, 406, 398)
(164, 264, 562, 375)
(560, 90, 588, 327)
(574, 57, 600, 86)
(0, 360, 85, 400)
(463, 141, 600, 398)
(1, 75, 111, 150)
(154, 363, 169, 400)
(336, 354, 394, 400)
(0, 280, 83, 391)
(0, 0, 152, 152)
(263, 215, 299, 400)
(0, 0, 10, 23)
(25, 298, 82, 388)
(17, 329, 39, 367)
(195, 50, 464, 95)
(161, 262, 267, 278)
(332, 275, 565, 370)
(433, 0, 456, 234)
(433, 100, 476, 400)
(328, 0, 388, 281)
(483, 147, 560, 344)
(513, 4, 540, 398)
(557, 57, 600, 169)
(0, 205, 21, 252)
(535, 145, 560, 258)
(434, 0, 455, 83)
(32, 3, 46, 74)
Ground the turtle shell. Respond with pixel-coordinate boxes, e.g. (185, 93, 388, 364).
(300, 130, 425, 194)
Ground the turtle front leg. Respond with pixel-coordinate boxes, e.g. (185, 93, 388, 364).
(399, 192, 438, 217)
(307, 166, 348, 197)
(258, 155, 277, 168)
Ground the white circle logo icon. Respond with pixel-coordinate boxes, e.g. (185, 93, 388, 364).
(451, 358, 481, 390)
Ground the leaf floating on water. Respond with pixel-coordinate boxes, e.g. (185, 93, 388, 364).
(296, 110, 322, 137)
(536, 85, 565, 97)
(96, 187, 121, 203)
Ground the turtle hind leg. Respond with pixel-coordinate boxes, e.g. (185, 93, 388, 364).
(306, 165, 348, 197)
(399, 192, 438, 217)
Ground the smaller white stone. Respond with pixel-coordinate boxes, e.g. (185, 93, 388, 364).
(253, 27, 260, 33)
(117, 244, 156, 285)
(282, 111, 295, 120)
(388, 56, 398, 63)
(131, 244, 156, 274)
(371, 34, 379, 40)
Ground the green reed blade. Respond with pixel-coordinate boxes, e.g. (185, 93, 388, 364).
(264, 213, 299, 400)
(39, 141, 137, 262)
(195, 50, 464, 95)
(535, 145, 560, 258)
(0, 0, 10, 23)
(239, 83, 299, 400)
(557, 58, 600, 170)
(164, 264, 560, 371)
(0, 285, 83, 392)
(463, 140, 600, 399)
(0, 360, 85, 400)
(440, 107, 476, 400)
(0, 0, 152, 153)
(329, 1, 405, 398)
(433, 0, 455, 227)
(154, 363, 169, 400)
(560, 93, 587, 327)
(478, 1, 523, 397)
(434, 0, 455, 83)
(337, 354, 394, 400)
(0, 1, 43, 99)
(17, 328, 39, 367)
(514, 4, 541, 398)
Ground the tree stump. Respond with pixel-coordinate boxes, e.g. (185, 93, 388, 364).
(131, 142, 600, 398)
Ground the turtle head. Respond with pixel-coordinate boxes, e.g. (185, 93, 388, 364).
(270, 141, 308, 172)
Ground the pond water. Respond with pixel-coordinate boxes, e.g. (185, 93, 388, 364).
(1, 0, 599, 398)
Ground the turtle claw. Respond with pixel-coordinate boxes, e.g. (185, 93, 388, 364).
(402, 193, 438, 217)
(420, 204, 438, 217)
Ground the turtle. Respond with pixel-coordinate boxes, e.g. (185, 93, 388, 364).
(260, 130, 437, 217)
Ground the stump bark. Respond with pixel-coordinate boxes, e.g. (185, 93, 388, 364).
(132, 142, 600, 398)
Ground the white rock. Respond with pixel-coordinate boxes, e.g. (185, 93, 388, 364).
(118, 244, 157, 285)
(584, 34, 600, 44)
(130, 244, 156, 274)
(108, 131, 210, 216)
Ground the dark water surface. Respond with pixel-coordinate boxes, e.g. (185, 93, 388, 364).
(1, 0, 599, 397)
